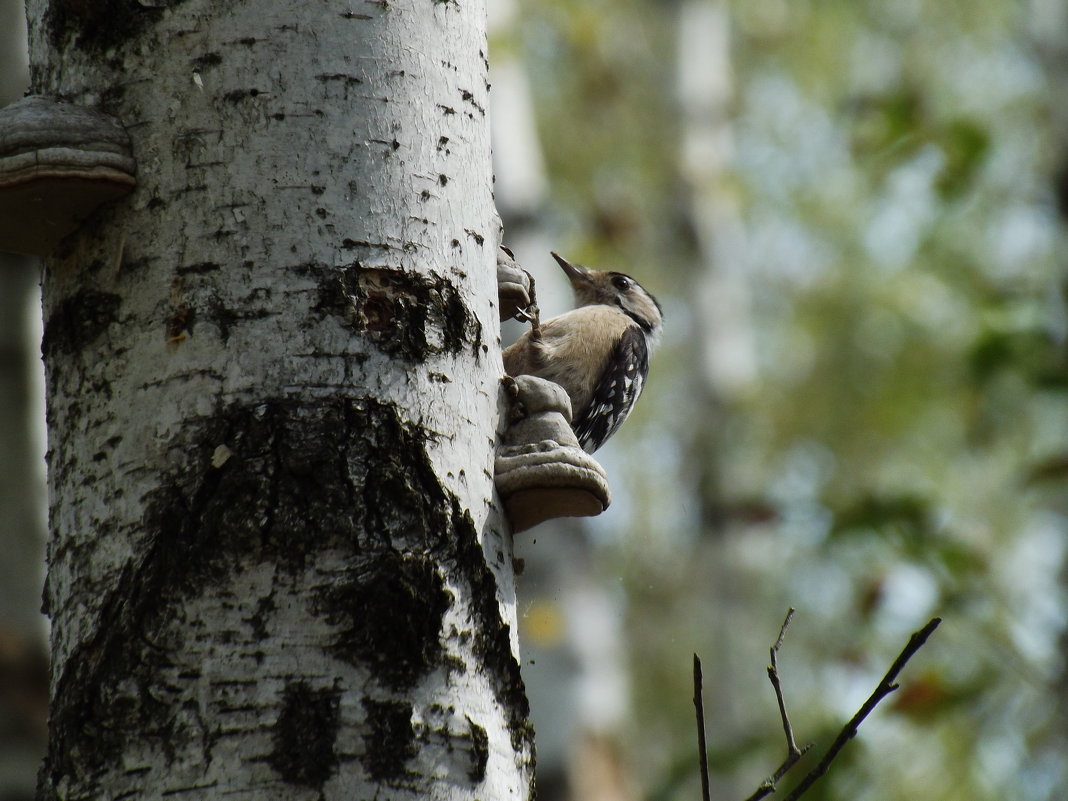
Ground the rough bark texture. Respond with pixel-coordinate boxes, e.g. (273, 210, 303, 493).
(27, 1, 532, 798)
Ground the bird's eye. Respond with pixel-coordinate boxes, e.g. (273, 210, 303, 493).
(612, 276, 632, 290)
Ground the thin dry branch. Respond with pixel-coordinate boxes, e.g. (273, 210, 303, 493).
(778, 617, 943, 801)
(768, 609, 803, 758)
(741, 609, 813, 801)
(693, 614, 942, 801)
(694, 654, 712, 801)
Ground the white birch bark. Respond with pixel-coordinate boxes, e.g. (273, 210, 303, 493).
(27, 1, 532, 798)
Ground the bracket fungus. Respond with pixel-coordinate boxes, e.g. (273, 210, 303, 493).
(495, 374, 611, 532)
(0, 96, 136, 256)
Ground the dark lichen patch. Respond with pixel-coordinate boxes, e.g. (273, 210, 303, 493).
(46, 0, 176, 52)
(315, 264, 483, 360)
(43, 393, 534, 794)
(244, 591, 276, 642)
(361, 699, 416, 783)
(44, 396, 459, 793)
(268, 682, 341, 788)
(318, 554, 451, 692)
(42, 288, 121, 358)
(40, 563, 201, 794)
(142, 397, 454, 582)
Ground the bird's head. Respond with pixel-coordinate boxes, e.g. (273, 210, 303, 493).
(552, 251, 663, 341)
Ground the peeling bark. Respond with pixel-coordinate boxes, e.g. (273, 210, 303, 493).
(28, 1, 532, 798)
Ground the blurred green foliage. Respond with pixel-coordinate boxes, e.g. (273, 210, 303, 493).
(508, 0, 1068, 798)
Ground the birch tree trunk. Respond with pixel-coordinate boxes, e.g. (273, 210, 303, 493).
(0, 6, 46, 800)
(27, 1, 532, 799)
(675, 6, 750, 799)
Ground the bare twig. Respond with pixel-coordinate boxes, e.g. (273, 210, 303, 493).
(527, 270, 541, 338)
(742, 610, 813, 801)
(696, 615, 941, 801)
(779, 617, 943, 801)
(694, 654, 712, 801)
(768, 608, 807, 761)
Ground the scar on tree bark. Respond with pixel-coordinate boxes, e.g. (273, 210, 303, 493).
(693, 611, 942, 801)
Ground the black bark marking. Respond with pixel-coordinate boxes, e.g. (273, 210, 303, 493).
(361, 699, 416, 783)
(459, 89, 485, 115)
(269, 682, 341, 788)
(316, 264, 483, 360)
(319, 554, 451, 691)
(223, 88, 264, 103)
(451, 503, 535, 762)
(467, 716, 489, 783)
(175, 261, 221, 276)
(316, 72, 365, 86)
(42, 289, 121, 358)
(202, 294, 272, 343)
(191, 52, 223, 70)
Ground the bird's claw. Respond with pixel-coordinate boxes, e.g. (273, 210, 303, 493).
(501, 375, 527, 420)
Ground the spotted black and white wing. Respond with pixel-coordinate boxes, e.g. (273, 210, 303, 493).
(573, 326, 650, 453)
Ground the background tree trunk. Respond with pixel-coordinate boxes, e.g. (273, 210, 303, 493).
(27, 1, 532, 798)
(0, 4, 46, 800)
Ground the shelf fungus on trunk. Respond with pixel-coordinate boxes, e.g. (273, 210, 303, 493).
(0, 96, 136, 256)
(495, 374, 610, 532)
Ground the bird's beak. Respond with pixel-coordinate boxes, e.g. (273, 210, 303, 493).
(551, 252, 592, 286)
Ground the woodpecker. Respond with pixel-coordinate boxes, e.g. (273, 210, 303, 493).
(503, 252, 663, 453)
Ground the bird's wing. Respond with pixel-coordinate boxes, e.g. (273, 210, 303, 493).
(572, 325, 649, 453)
